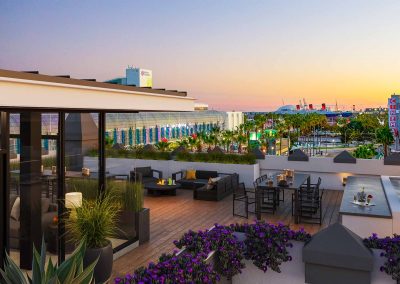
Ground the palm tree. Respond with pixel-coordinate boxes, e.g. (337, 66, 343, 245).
(242, 120, 255, 151)
(376, 126, 394, 157)
(222, 130, 234, 152)
(254, 114, 267, 134)
(235, 133, 247, 154)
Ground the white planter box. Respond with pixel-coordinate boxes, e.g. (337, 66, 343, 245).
(232, 241, 304, 284)
(231, 244, 394, 284)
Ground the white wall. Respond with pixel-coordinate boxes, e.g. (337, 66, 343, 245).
(85, 155, 400, 190)
(84, 157, 259, 188)
(259, 156, 400, 190)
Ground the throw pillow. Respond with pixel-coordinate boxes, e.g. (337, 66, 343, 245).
(41, 198, 50, 214)
(10, 197, 20, 221)
(206, 183, 214, 190)
(210, 177, 221, 183)
(186, 169, 196, 180)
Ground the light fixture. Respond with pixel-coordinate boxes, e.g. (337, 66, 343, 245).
(65, 192, 83, 209)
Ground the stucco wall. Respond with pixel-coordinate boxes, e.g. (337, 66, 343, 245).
(84, 157, 259, 188)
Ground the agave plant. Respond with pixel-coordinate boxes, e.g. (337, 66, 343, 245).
(0, 238, 97, 284)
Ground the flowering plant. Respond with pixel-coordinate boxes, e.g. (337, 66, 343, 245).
(115, 252, 219, 284)
(231, 221, 311, 273)
(364, 233, 400, 281)
(155, 138, 170, 152)
(115, 222, 311, 283)
(174, 224, 245, 279)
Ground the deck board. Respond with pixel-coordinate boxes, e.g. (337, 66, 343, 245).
(112, 188, 343, 278)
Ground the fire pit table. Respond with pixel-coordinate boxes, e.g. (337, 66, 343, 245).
(145, 182, 180, 196)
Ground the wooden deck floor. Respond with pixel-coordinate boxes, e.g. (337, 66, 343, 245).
(112, 188, 343, 278)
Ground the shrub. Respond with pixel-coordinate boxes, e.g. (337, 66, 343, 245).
(175, 152, 256, 165)
(364, 233, 400, 281)
(353, 144, 377, 159)
(108, 181, 144, 212)
(116, 252, 219, 284)
(0, 239, 97, 284)
(231, 221, 311, 273)
(66, 192, 121, 249)
(66, 178, 99, 200)
(116, 221, 311, 283)
(174, 224, 245, 279)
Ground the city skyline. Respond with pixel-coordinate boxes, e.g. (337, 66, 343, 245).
(1, 0, 399, 111)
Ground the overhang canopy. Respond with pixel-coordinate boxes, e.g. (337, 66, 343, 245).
(0, 69, 195, 112)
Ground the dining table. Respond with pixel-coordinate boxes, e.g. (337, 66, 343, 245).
(256, 172, 311, 224)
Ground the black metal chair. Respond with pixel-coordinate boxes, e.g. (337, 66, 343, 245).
(292, 177, 323, 224)
(233, 182, 255, 218)
(254, 180, 277, 215)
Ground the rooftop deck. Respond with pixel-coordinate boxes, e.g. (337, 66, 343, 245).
(112, 188, 343, 278)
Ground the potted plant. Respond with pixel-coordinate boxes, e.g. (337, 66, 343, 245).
(132, 182, 150, 244)
(66, 192, 120, 283)
(0, 238, 97, 284)
(109, 181, 150, 244)
(110, 181, 143, 241)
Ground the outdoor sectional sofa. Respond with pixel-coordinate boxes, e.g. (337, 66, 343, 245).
(9, 194, 58, 249)
(172, 170, 239, 201)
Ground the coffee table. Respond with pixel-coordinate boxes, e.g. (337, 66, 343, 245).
(145, 182, 180, 196)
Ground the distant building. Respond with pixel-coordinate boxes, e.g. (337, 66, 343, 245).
(225, 111, 244, 131)
(363, 107, 387, 114)
(105, 67, 153, 87)
(388, 94, 400, 151)
(194, 102, 209, 111)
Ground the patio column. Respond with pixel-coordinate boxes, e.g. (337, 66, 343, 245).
(19, 111, 42, 269)
(0, 112, 10, 269)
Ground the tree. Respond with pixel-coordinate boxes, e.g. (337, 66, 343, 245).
(254, 114, 267, 134)
(376, 126, 394, 157)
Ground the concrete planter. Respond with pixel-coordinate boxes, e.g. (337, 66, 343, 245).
(116, 210, 136, 240)
(84, 241, 113, 283)
(135, 208, 150, 244)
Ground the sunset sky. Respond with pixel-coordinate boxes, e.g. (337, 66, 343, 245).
(1, 0, 399, 111)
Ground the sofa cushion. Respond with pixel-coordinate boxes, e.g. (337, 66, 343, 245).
(186, 169, 196, 180)
(9, 194, 17, 210)
(10, 197, 20, 221)
(196, 171, 218, 180)
(136, 167, 152, 178)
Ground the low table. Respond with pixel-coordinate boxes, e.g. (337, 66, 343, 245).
(145, 182, 180, 196)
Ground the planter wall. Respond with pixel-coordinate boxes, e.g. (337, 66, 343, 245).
(84, 157, 259, 188)
(232, 241, 304, 284)
(207, 241, 394, 284)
